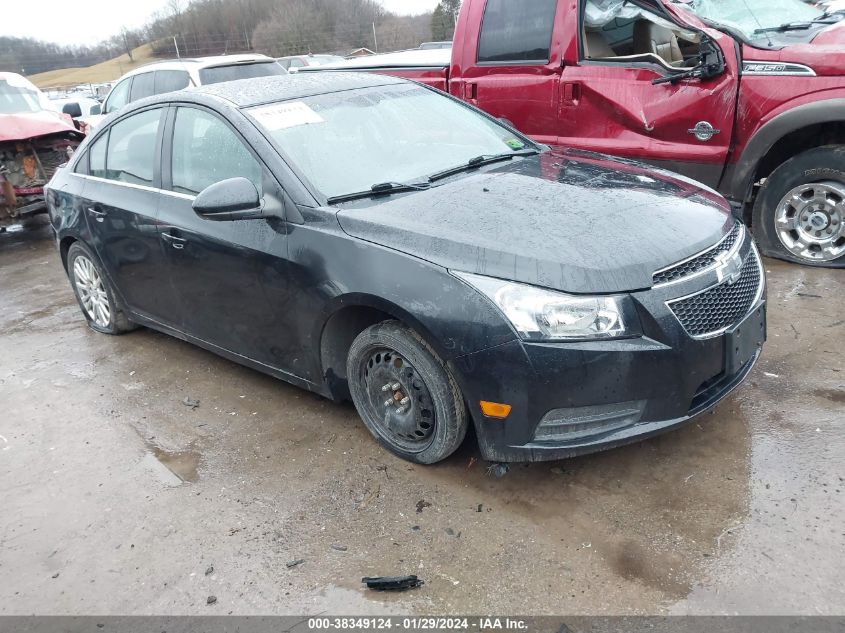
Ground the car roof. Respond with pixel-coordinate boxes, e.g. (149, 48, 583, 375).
(118, 54, 277, 80)
(189, 72, 407, 108)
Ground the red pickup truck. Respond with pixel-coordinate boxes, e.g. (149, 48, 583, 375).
(323, 0, 845, 268)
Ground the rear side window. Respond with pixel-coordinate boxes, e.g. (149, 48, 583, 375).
(89, 133, 108, 178)
(129, 72, 155, 102)
(104, 78, 131, 114)
(104, 109, 162, 186)
(477, 0, 558, 63)
(198, 62, 287, 85)
(154, 70, 191, 94)
(170, 107, 262, 196)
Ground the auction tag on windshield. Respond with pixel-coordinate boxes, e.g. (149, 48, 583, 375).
(250, 101, 325, 131)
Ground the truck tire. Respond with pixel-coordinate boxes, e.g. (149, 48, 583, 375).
(752, 145, 845, 267)
(67, 242, 136, 335)
(346, 320, 468, 464)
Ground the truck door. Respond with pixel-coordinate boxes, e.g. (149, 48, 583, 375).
(557, 0, 739, 188)
(455, 0, 565, 146)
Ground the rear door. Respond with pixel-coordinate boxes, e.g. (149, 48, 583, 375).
(454, 0, 564, 145)
(80, 107, 180, 325)
(157, 105, 295, 370)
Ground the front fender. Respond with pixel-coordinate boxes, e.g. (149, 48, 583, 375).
(725, 95, 845, 202)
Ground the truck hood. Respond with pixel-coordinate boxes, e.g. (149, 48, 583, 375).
(336, 151, 732, 294)
(743, 23, 845, 75)
(0, 110, 79, 143)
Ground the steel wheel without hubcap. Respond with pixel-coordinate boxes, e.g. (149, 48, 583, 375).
(360, 348, 437, 453)
(73, 254, 111, 328)
(774, 180, 845, 262)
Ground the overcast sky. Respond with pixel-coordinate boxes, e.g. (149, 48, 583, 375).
(1, 0, 441, 46)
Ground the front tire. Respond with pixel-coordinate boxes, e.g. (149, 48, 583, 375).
(67, 242, 135, 335)
(346, 321, 468, 464)
(752, 146, 845, 267)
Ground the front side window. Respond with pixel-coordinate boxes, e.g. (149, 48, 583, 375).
(154, 70, 191, 94)
(198, 62, 287, 85)
(170, 107, 262, 196)
(477, 0, 558, 63)
(104, 78, 131, 114)
(104, 109, 161, 185)
(129, 72, 155, 103)
(248, 84, 536, 200)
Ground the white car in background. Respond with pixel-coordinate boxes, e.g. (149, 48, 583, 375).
(85, 54, 287, 129)
(276, 54, 346, 71)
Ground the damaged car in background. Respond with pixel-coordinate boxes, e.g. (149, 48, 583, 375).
(47, 74, 766, 464)
(1, 72, 83, 229)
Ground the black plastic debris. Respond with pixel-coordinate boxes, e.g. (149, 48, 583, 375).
(182, 397, 200, 410)
(486, 462, 510, 478)
(362, 575, 424, 592)
(286, 559, 305, 568)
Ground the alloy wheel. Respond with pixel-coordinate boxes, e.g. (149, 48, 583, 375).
(774, 180, 845, 262)
(73, 255, 111, 328)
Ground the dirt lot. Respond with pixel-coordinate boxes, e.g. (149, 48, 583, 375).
(1, 219, 843, 615)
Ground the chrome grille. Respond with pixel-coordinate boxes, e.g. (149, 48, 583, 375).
(668, 248, 763, 338)
(653, 222, 744, 285)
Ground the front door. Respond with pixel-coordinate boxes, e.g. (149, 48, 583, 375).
(157, 105, 296, 372)
(558, 0, 739, 188)
(455, 0, 564, 146)
(81, 107, 180, 326)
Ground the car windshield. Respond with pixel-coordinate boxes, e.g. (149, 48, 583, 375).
(247, 83, 536, 200)
(677, 0, 825, 40)
(0, 79, 44, 114)
(198, 62, 287, 85)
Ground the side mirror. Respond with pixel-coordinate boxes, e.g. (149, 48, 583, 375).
(193, 177, 263, 221)
(90, 104, 102, 115)
(62, 102, 83, 118)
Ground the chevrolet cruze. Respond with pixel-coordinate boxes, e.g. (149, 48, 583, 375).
(46, 73, 766, 464)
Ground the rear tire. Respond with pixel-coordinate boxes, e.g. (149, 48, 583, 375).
(67, 242, 136, 335)
(752, 146, 845, 267)
(346, 321, 468, 464)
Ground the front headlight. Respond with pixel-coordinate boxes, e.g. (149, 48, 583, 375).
(453, 271, 637, 341)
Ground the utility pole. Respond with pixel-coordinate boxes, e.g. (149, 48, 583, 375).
(373, 22, 379, 53)
(173, 36, 181, 58)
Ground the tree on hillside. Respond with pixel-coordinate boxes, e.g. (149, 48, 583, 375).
(431, 0, 460, 41)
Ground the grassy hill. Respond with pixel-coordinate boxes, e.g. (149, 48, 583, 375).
(28, 43, 157, 89)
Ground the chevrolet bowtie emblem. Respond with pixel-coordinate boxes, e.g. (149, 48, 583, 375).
(715, 250, 743, 285)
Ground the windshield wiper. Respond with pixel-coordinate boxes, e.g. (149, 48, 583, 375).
(326, 180, 431, 204)
(754, 16, 839, 33)
(427, 149, 539, 183)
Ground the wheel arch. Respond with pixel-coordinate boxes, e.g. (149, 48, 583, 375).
(59, 235, 79, 272)
(724, 98, 845, 206)
(317, 294, 449, 402)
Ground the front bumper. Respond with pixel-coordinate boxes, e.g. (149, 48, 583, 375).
(450, 237, 766, 463)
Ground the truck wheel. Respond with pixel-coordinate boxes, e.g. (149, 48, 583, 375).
(752, 146, 845, 267)
(67, 242, 136, 335)
(346, 320, 468, 464)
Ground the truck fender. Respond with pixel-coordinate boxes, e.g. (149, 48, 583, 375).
(723, 97, 845, 203)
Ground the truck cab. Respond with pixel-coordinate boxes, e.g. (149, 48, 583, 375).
(321, 0, 845, 267)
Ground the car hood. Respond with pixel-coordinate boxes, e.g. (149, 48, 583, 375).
(336, 150, 732, 294)
(0, 110, 79, 143)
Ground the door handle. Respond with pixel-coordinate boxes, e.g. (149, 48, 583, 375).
(87, 206, 107, 222)
(562, 82, 581, 106)
(161, 232, 187, 250)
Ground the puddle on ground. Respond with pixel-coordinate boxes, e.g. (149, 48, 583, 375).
(142, 439, 201, 484)
(813, 387, 845, 404)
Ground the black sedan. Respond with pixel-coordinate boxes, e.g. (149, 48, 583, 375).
(46, 73, 766, 464)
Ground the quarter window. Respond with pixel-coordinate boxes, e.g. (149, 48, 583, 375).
(129, 72, 155, 102)
(477, 0, 558, 63)
(104, 109, 162, 185)
(170, 107, 262, 196)
(104, 78, 131, 114)
(88, 133, 108, 178)
(154, 70, 191, 94)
